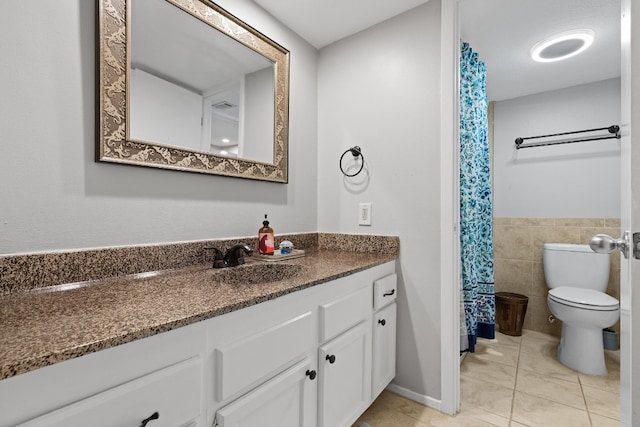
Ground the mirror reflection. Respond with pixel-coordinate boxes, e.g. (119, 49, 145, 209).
(97, 0, 289, 182)
(130, 0, 275, 163)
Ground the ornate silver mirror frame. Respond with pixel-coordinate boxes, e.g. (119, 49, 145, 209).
(97, 0, 290, 183)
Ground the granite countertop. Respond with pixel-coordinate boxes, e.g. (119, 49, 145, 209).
(0, 249, 396, 381)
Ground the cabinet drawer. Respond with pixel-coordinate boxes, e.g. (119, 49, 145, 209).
(19, 357, 202, 427)
(215, 311, 313, 401)
(320, 286, 370, 343)
(373, 273, 397, 310)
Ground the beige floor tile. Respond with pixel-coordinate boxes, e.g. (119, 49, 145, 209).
(519, 335, 557, 357)
(461, 356, 517, 390)
(602, 350, 621, 375)
(579, 369, 620, 394)
(353, 409, 430, 427)
(460, 375, 514, 419)
(360, 392, 452, 425)
(478, 333, 522, 351)
(451, 408, 510, 427)
(515, 369, 585, 410)
(605, 349, 620, 365)
(353, 391, 506, 427)
(428, 412, 509, 427)
(512, 391, 591, 427)
(353, 392, 430, 427)
(358, 328, 620, 427)
(520, 329, 560, 344)
(398, 399, 460, 424)
(469, 343, 520, 367)
(404, 404, 508, 427)
(583, 384, 620, 420)
(590, 413, 621, 427)
(362, 391, 426, 415)
(518, 351, 579, 383)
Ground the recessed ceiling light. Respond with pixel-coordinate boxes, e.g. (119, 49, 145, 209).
(531, 30, 595, 63)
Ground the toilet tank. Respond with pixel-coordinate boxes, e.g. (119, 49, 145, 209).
(543, 243, 610, 291)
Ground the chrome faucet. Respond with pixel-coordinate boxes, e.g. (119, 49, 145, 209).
(224, 243, 254, 267)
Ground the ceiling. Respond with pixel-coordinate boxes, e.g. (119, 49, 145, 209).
(133, 0, 272, 94)
(252, 0, 430, 49)
(253, 0, 621, 101)
(460, 0, 621, 101)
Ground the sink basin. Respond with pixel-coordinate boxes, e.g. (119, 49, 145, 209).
(210, 263, 306, 285)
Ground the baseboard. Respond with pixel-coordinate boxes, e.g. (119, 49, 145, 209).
(385, 383, 442, 411)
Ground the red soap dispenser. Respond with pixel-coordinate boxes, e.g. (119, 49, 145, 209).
(258, 214, 275, 255)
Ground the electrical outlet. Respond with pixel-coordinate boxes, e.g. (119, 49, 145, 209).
(359, 203, 372, 226)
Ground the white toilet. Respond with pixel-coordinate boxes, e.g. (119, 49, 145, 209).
(543, 243, 619, 376)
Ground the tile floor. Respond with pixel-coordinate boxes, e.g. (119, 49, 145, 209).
(353, 329, 620, 426)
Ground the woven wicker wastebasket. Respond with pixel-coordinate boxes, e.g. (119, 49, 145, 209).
(496, 292, 528, 336)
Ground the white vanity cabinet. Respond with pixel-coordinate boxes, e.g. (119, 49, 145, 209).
(0, 260, 397, 427)
(372, 273, 398, 400)
(210, 262, 396, 427)
(0, 323, 206, 427)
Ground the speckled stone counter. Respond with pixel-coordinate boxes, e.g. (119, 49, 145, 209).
(0, 239, 398, 381)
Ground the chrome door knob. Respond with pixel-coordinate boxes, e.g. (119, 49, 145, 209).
(590, 232, 630, 259)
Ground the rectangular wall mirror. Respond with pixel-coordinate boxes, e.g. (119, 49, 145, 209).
(97, 0, 290, 183)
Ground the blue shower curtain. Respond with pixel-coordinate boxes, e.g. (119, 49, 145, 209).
(459, 41, 495, 353)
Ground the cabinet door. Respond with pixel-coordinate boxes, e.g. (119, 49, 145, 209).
(318, 321, 371, 427)
(215, 359, 316, 427)
(214, 311, 313, 401)
(372, 302, 397, 399)
(19, 357, 202, 427)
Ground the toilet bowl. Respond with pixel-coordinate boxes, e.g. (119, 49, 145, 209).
(547, 287, 619, 375)
(543, 243, 620, 376)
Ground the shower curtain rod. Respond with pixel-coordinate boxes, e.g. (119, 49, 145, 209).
(514, 125, 621, 150)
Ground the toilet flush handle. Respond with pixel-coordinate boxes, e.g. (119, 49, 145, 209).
(589, 231, 631, 259)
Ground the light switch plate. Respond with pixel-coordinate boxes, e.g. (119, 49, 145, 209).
(359, 203, 372, 226)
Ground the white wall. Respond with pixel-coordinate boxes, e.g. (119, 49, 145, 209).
(0, 0, 318, 254)
(243, 66, 274, 163)
(2, 0, 449, 407)
(318, 0, 444, 401)
(130, 68, 203, 149)
(493, 78, 621, 218)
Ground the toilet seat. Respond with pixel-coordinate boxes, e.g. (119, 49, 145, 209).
(548, 287, 619, 311)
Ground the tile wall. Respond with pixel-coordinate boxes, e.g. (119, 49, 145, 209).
(493, 217, 621, 337)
